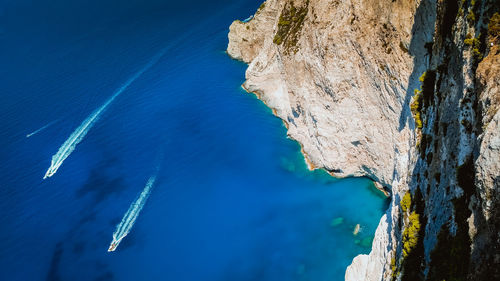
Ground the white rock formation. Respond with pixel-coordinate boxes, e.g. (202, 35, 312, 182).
(227, 1, 428, 279)
(227, 0, 425, 280)
(227, 0, 499, 279)
(228, 0, 420, 186)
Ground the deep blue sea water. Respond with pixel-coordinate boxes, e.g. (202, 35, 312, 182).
(0, 1, 388, 280)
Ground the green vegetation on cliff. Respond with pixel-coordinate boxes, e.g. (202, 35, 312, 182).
(399, 0, 499, 279)
(392, 189, 427, 280)
(258, 1, 266, 12)
(488, 12, 500, 38)
(411, 70, 436, 133)
(401, 191, 412, 213)
(411, 90, 423, 130)
(402, 211, 421, 258)
(464, 35, 479, 47)
(410, 70, 436, 129)
(273, 1, 309, 54)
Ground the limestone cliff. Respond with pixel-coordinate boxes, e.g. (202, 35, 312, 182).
(227, 0, 499, 280)
(228, 0, 419, 189)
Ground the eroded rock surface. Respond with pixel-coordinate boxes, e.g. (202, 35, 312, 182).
(227, 0, 499, 280)
(228, 0, 420, 188)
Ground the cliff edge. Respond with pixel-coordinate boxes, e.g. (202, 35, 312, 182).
(228, 0, 499, 280)
(228, 0, 418, 188)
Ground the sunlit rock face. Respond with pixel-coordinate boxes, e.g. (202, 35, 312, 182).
(228, 0, 419, 187)
(228, 0, 420, 280)
(228, 0, 500, 280)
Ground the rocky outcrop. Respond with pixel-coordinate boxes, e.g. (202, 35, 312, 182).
(476, 43, 500, 223)
(389, 1, 500, 280)
(227, 0, 420, 188)
(227, 0, 499, 280)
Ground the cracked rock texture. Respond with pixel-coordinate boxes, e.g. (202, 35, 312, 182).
(228, 0, 499, 280)
(228, 0, 418, 188)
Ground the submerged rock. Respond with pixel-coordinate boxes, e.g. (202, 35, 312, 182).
(330, 217, 344, 227)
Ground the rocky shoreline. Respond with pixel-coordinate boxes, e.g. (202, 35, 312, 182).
(242, 77, 390, 197)
(228, 0, 499, 280)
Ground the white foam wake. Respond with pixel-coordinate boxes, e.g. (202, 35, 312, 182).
(108, 174, 157, 252)
(43, 50, 166, 179)
(26, 119, 59, 138)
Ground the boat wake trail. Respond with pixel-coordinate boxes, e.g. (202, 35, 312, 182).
(108, 172, 158, 252)
(43, 50, 166, 179)
(26, 120, 58, 138)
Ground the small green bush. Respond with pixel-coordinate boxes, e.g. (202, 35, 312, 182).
(410, 70, 435, 131)
(272, 1, 309, 54)
(411, 91, 423, 129)
(463, 35, 482, 59)
(401, 191, 412, 213)
(390, 256, 399, 280)
(258, 2, 266, 12)
(467, 11, 475, 23)
(418, 71, 427, 83)
(273, 34, 282, 45)
(278, 17, 291, 26)
(402, 211, 421, 257)
(472, 48, 483, 59)
(488, 13, 500, 38)
(464, 37, 479, 47)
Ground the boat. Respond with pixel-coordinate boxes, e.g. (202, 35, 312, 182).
(43, 167, 55, 179)
(107, 237, 123, 252)
(353, 224, 361, 236)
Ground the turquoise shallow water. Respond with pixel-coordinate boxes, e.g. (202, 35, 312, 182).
(0, 0, 388, 280)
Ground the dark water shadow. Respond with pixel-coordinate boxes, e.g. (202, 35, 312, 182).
(46, 242, 63, 281)
(75, 170, 127, 204)
(72, 241, 86, 255)
(43, 154, 130, 280)
(93, 271, 114, 281)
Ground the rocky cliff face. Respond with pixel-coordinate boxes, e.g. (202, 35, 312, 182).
(228, 0, 419, 188)
(227, 0, 499, 280)
(403, 1, 500, 279)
